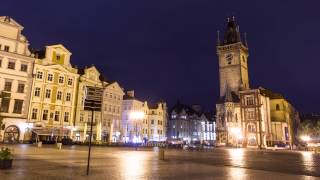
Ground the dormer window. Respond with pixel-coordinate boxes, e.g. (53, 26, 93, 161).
(56, 54, 61, 61)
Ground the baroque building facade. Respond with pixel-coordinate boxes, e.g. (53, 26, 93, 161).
(28, 45, 79, 141)
(215, 18, 299, 148)
(0, 16, 35, 143)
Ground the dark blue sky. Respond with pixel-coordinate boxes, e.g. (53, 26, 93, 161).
(2, 1, 320, 112)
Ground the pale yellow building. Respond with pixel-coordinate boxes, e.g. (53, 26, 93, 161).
(28, 44, 79, 141)
(102, 81, 124, 142)
(0, 16, 35, 143)
(144, 102, 167, 142)
(74, 66, 104, 142)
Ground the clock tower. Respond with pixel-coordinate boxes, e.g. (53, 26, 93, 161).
(217, 17, 249, 98)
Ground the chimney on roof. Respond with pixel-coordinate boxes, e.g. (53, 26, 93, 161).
(127, 90, 134, 98)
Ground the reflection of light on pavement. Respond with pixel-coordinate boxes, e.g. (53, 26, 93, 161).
(228, 149, 246, 179)
(228, 148, 245, 166)
(120, 152, 146, 179)
(301, 151, 315, 172)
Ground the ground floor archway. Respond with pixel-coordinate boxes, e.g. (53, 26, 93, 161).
(3, 125, 20, 143)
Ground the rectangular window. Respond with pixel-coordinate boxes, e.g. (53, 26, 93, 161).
(43, 110, 48, 120)
(17, 83, 25, 93)
(64, 112, 69, 122)
(45, 89, 51, 98)
(32, 108, 38, 119)
(34, 87, 41, 97)
(0, 59, 2, 67)
(0, 98, 10, 112)
(58, 76, 64, 83)
(246, 110, 255, 119)
(67, 78, 73, 85)
(54, 111, 60, 121)
(66, 93, 71, 101)
(7, 61, 15, 69)
(57, 91, 62, 100)
(36, 71, 43, 79)
(47, 74, 53, 81)
(4, 46, 9, 52)
(20, 64, 28, 72)
(4, 81, 12, 92)
(151, 120, 154, 125)
(80, 113, 84, 122)
(246, 96, 254, 105)
(13, 99, 23, 114)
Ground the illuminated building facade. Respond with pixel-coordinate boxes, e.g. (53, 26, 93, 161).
(28, 44, 79, 141)
(215, 17, 299, 148)
(121, 90, 167, 143)
(0, 16, 35, 143)
(167, 102, 216, 144)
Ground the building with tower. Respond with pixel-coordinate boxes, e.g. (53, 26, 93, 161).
(215, 17, 299, 148)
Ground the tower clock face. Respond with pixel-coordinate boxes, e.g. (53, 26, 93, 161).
(225, 53, 233, 64)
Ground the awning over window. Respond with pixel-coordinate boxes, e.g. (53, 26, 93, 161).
(32, 128, 70, 136)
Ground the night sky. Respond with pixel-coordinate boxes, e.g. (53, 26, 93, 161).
(2, 1, 320, 113)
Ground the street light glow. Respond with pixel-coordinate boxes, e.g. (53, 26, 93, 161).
(129, 111, 145, 119)
(301, 135, 311, 142)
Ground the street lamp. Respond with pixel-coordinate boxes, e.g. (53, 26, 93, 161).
(301, 135, 311, 150)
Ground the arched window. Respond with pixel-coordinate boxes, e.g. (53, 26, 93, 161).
(276, 104, 280, 111)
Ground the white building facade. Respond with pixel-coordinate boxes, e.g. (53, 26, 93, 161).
(0, 16, 35, 143)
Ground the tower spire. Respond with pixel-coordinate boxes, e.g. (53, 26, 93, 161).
(217, 30, 221, 46)
(244, 32, 248, 47)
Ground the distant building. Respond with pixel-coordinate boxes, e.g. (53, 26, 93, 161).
(167, 102, 216, 144)
(121, 91, 167, 143)
(215, 18, 300, 148)
(0, 16, 35, 143)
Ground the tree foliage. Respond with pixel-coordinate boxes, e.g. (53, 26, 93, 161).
(298, 120, 320, 137)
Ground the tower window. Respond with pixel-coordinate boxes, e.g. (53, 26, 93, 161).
(276, 104, 280, 111)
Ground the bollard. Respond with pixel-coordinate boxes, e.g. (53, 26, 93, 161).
(57, 143, 62, 150)
(158, 148, 165, 160)
(37, 141, 42, 148)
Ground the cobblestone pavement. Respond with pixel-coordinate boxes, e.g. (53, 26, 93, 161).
(0, 144, 319, 180)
